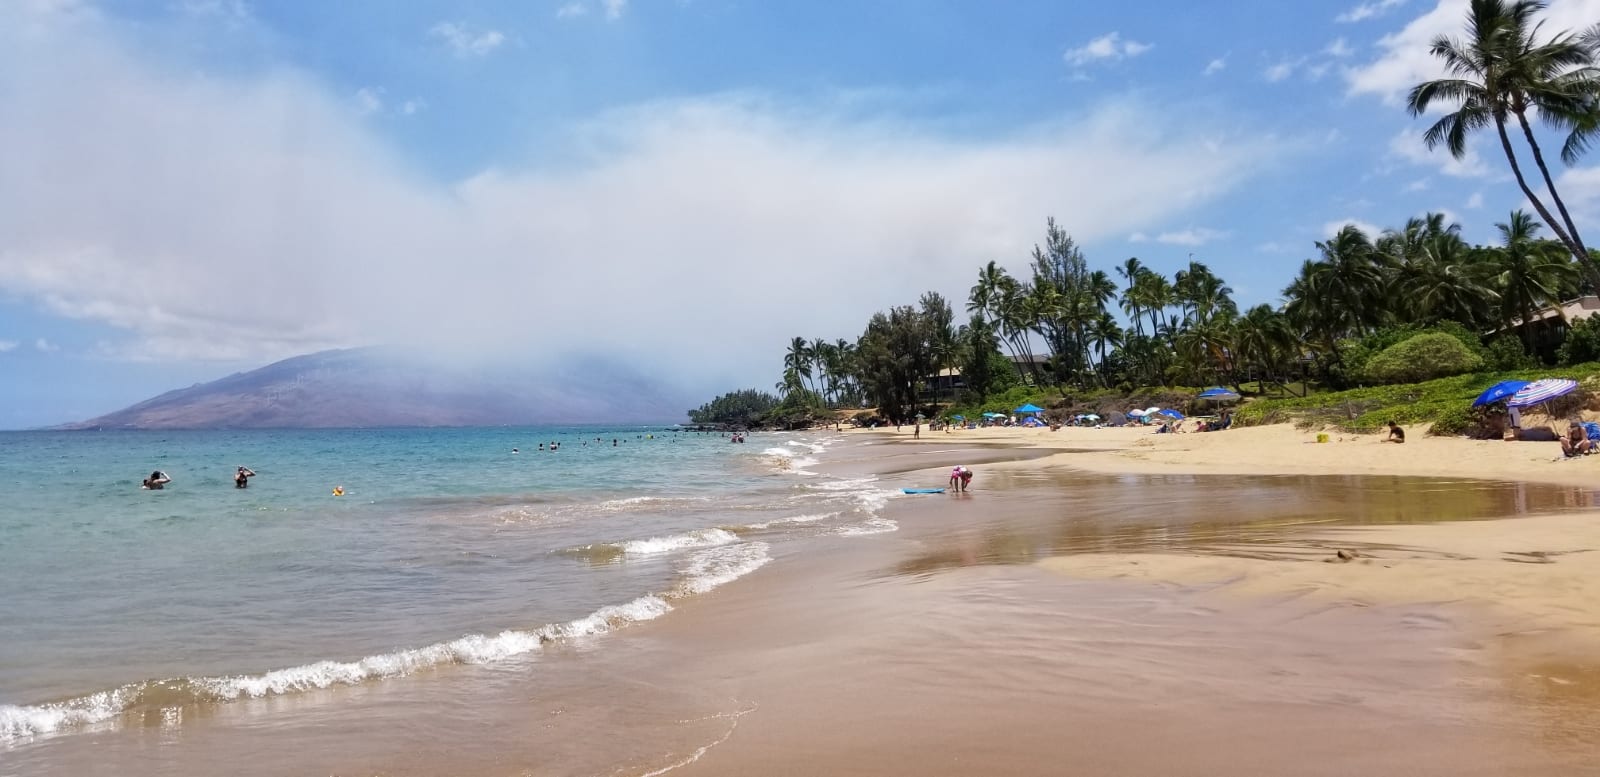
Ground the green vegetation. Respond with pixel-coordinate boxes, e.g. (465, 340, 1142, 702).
(1233, 364, 1600, 435)
(689, 1, 1600, 431)
(687, 389, 780, 428)
(1359, 333, 1484, 385)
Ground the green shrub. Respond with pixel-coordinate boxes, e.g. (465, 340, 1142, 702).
(1360, 333, 1484, 385)
(1559, 316, 1600, 365)
(1484, 336, 1536, 371)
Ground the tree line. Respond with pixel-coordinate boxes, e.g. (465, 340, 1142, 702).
(690, 0, 1600, 426)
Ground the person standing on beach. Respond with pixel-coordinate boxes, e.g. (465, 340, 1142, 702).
(234, 466, 256, 488)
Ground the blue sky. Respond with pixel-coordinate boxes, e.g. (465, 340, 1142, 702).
(3, 0, 1600, 428)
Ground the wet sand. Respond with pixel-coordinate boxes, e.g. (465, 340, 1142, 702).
(611, 445, 1600, 776)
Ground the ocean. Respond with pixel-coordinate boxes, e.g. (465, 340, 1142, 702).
(0, 426, 894, 771)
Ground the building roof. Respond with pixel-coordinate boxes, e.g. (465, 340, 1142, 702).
(1503, 296, 1600, 330)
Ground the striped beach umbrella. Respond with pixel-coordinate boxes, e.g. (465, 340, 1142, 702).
(1506, 378, 1580, 408)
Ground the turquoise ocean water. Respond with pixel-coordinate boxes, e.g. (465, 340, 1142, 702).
(0, 426, 892, 753)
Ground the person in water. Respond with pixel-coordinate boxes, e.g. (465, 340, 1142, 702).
(142, 471, 171, 490)
(1383, 420, 1405, 444)
(234, 466, 256, 488)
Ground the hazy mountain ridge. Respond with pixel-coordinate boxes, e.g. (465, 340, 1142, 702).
(59, 349, 690, 429)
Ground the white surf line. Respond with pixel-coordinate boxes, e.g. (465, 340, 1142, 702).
(629, 703, 759, 777)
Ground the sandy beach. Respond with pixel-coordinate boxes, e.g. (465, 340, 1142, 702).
(634, 424, 1600, 776)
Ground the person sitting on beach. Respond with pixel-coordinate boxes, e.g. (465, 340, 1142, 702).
(234, 466, 256, 488)
(1383, 421, 1405, 444)
(1561, 421, 1592, 457)
(142, 471, 171, 490)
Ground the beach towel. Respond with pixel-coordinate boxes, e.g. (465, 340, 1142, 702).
(1583, 422, 1600, 442)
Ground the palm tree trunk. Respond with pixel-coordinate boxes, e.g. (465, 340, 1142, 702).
(1495, 116, 1600, 292)
(1514, 109, 1598, 284)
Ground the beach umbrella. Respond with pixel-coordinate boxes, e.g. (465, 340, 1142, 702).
(1198, 387, 1241, 401)
(1015, 403, 1045, 414)
(952, 414, 965, 420)
(982, 411, 1005, 418)
(1507, 378, 1580, 408)
(1472, 379, 1530, 408)
(1156, 408, 1184, 419)
(1127, 409, 1147, 417)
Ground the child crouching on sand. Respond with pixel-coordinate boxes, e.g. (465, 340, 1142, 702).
(949, 466, 973, 492)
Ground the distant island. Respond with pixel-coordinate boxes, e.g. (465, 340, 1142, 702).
(57, 348, 692, 430)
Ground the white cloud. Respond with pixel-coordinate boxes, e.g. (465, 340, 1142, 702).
(1336, 0, 1407, 23)
(1155, 227, 1229, 246)
(1347, 0, 1600, 103)
(1465, 191, 1484, 209)
(556, 2, 588, 18)
(1323, 218, 1384, 238)
(401, 98, 425, 116)
(1203, 57, 1227, 76)
(1388, 127, 1489, 177)
(1063, 32, 1152, 67)
(0, 9, 1279, 374)
(601, 0, 627, 20)
(1264, 58, 1300, 83)
(34, 338, 58, 353)
(1128, 232, 1150, 243)
(1405, 177, 1430, 191)
(0, 340, 17, 352)
(178, 0, 251, 24)
(1256, 241, 1288, 253)
(1324, 37, 1355, 58)
(429, 21, 505, 57)
(354, 87, 383, 116)
(1556, 165, 1600, 225)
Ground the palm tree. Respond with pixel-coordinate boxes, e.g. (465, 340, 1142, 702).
(1088, 312, 1123, 384)
(1292, 225, 1388, 339)
(1399, 232, 1497, 325)
(969, 262, 1029, 381)
(1493, 209, 1577, 351)
(1116, 257, 1146, 336)
(783, 337, 814, 397)
(1408, 0, 1600, 287)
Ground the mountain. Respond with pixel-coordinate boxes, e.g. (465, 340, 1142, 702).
(58, 348, 692, 429)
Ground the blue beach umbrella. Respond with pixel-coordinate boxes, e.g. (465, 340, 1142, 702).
(1015, 403, 1045, 414)
(1197, 387, 1241, 401)
(1472, 379, 1530, 408)
(1156, 408, 1185, 419)
(1508, 378, 1581, 408)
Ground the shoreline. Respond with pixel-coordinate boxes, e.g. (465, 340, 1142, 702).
(642, 430, 1600, 775)
(854, 422, 1600, 644)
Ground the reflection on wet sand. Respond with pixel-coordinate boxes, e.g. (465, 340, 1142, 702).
(894, 469, 1600, 576)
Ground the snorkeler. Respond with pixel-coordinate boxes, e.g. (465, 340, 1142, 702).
(142, 471, 171, 490)
(234, 466, 256, 489)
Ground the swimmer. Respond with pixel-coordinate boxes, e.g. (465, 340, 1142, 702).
(141, 470, 171, 490)
(332, 486, 345, 497)
(512, 448, 519, 454)
(234, 466, 256, 489)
